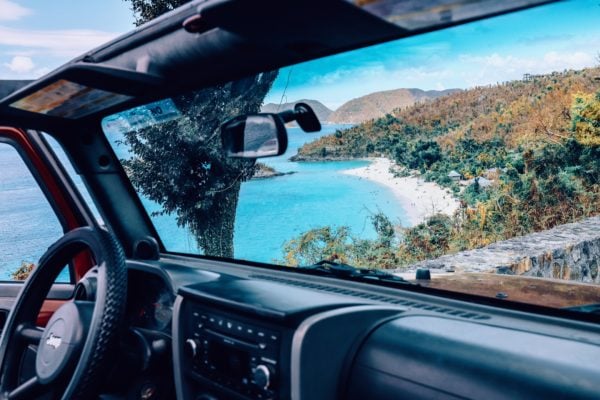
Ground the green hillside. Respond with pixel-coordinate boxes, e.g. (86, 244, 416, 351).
(281, 68, 600, 268)
(296, 68, 600, 162)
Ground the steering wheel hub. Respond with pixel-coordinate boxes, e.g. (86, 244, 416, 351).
(36, 302, 92, 384)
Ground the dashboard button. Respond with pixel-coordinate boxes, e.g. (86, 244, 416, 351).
(252, 364, 271, 390)
(185, 339, 201, 359)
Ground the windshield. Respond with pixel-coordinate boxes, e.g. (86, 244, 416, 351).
(103, 0, 600, 309)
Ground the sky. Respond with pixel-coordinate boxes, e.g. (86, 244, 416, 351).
(0, 0, 599, 110)
(265, 0, 600, 109)
(0, 0, 134, 79)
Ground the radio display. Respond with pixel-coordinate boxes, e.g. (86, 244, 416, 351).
(208, 340, 251, 381)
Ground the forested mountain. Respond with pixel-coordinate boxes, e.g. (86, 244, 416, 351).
(296, 68, 600, 161)
(282, 68, 600, 268)
(261, 99, 333, 122)
(328, 88, 459, 124)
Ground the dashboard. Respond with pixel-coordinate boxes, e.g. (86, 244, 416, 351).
(122, 259, 600, 400)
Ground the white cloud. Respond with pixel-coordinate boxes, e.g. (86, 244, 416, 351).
(457, 50, 597, 87)
(33, 66, 51, 77)
(543, 51, 594, 70)
(0, 0, 31, 21)
(460, 53, 532, 70)
(0, 25, 121, 58)
(460, 51, 595, 73)
(4, 55, 34, 73)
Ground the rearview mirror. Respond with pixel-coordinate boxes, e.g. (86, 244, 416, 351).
(278, 102, 321, 133)
(221, 114, 288, 158)
(221, 102, 321, 158)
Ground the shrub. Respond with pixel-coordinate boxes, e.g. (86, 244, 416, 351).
(12, 262, 35, 281)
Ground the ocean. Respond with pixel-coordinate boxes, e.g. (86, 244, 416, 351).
(0, 124, 408, 278)
(147, 124, 408, 263)
(0, 143, 66, 280)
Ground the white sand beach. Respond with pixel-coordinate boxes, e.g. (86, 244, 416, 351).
(342, 158, 460, 226)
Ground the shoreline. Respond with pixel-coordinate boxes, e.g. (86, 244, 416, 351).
(341, 158, 460, 226)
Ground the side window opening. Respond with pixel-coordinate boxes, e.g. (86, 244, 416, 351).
(0, 142, 70, 282)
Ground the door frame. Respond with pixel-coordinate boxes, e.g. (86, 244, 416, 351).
(0, 126, 95, 325)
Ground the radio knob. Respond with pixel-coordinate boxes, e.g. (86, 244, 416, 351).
(253, 364, 272, 390)
(185, 338, 201, 359)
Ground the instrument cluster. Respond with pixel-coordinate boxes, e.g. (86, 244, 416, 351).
(126, 270, 175, 332)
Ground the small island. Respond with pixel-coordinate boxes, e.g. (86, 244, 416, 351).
(252, 162, 296, 180)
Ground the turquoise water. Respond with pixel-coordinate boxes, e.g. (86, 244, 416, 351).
(150, 125, 408, 263)
(0, 143, 70, 281)
(233, 126, 408, 263)
(0, 124, 409, 276)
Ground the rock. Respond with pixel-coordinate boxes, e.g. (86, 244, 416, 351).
(252, 163, 296, 179)
(400, 216, 600, 284)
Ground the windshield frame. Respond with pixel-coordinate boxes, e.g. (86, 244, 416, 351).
(95, 0, 600, 322)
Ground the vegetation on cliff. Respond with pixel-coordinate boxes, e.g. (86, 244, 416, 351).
(283, 68, 600, 268)
(11, 262, 34, 281)
(253, 163, 295, 179)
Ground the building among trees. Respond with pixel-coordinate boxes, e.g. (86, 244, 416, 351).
(448, 170, 461, 182)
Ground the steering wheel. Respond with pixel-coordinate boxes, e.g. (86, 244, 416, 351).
(0, 227, 127, 400)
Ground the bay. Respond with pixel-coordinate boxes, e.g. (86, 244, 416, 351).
(232, 125, 408, 263)
(0, 144, 65, 280)
(0, 124, 409, 276)
(155, 124, 409, 263)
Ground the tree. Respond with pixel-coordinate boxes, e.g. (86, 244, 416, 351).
(571, 91, 600, 146)
(122, 0, 278, 257)
(279, 214, 401, 269)
(126, 0, 186, 26)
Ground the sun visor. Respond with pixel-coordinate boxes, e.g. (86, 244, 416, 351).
(9, 79, 132, 119)
(348, 0, 557, 31)
(0, 63, 163, 120)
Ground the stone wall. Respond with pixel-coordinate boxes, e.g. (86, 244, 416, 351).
(404, 216, 600, 284)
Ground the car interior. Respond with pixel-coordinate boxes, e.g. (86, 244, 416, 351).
(0, 0, 599, 399)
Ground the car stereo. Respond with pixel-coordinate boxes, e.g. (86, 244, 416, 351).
(184, 306, 281, 399)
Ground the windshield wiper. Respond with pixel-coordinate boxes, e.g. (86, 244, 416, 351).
(297, 260, 415, 285)
(564, 303, 600, 315)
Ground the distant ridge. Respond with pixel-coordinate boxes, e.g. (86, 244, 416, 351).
(0, 80, 33, 99)
(261, 99, 333, 122)
(328, 88, 460, 124)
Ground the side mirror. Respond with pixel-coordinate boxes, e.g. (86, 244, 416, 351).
(221, 114, 288, 158)
(221, 102, 321, 158)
